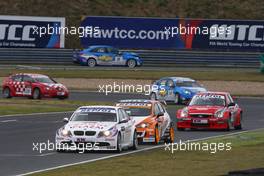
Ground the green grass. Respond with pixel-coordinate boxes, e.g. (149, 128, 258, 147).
(1, 69, 264, 82)
(31, 129, 264, 176)
(0, 99, 111, 116)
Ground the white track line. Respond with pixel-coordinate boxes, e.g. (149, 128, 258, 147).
(38, 152, 56, 157)
(19, 127, 264, 176)
(0, 111, 73, 118)
(0, 119, 17, 123)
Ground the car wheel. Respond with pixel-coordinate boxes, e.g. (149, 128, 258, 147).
(115, 133, 122, 153)
(150, 92, 157, 100)
(226, 117, 232, 131)
(177, 127, 185, 131)
(2, 87, 11, 98)
(32, 88, 41, 99)
(127, 59, 136, 68)
(56, 149, 65, 153)
(131, 131, 138, 150)
(58, 96, 67, 100)
(234, 113, 242, 130)
(154, 126, 160, 144)
(174, 93, 181, 104)
(87, 58, 96, 67)
(165, 123, 175, 143)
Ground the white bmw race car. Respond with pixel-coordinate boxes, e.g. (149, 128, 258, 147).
(55, 106, 138, 152)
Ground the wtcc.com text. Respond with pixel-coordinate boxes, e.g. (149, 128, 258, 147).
(165, 140, 232, 154)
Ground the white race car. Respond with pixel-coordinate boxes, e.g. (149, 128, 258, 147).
(56, 106, 138, 152)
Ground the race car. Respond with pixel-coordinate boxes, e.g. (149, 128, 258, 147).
(73, 45, 143, 68)
(176, 92, 243, 131)
(116, 99, 174, 144)
(2, 73, 69, 99)
(150, 77, 207, 104)
(56, 106, 138, 152)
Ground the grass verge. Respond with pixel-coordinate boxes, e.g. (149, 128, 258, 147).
(1, 69, 264, 82)
(0, 99, 111, 116)
(31, 129, 264, 176)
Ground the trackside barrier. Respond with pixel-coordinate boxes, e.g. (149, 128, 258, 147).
(260, 55, 264, 73)
(0, 48, 261, 68)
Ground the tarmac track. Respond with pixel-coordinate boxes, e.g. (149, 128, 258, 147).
(0, 92, 263, 176)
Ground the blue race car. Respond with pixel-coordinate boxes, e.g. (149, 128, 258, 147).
(150, 77, 207, 104)
(73, 45, 143, 68)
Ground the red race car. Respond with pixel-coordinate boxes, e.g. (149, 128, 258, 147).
(2, 73, 69, 99)
(176, 92, 242, 131)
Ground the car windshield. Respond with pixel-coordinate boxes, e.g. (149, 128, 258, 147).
(177, 81, 200, 87)
(124, 108, 151, 117)
(34, 76, 56, 84)
(189, 95, 226, 106)
(71, 112, 117, 122)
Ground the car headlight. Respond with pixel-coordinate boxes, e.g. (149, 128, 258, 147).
(103, 130, 111, 137)
(214, 109, 225, 118)
(136, 123, 149, 128)
(98, 127, 117, 138)
(184, 90, 191, 95)
(60, 129, 72, 137)
(180, 108, 188, 118)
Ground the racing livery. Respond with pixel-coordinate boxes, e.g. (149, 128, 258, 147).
(150, 77, 206, 104)
(177, 92, 243, 131)
(56, 106, 138, 152)
(73, 45, 143, 68)
(2, 73, 69, 99)
(116, 99, 174, 144)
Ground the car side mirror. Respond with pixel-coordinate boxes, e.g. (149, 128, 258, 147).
(232, 96, 237, 102)
(119, 119, 128, 124)
(157, 112, 164, 117)
(63, 118, 69, 123)
(228, 102, 236, 107)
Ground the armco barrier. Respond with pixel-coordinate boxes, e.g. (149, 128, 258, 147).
(0, 48, 261, 68)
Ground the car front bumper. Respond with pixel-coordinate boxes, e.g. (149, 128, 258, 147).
(55, 135, 117, 151)
(136, 128, 155, 143)
(177, 118, 229, 130)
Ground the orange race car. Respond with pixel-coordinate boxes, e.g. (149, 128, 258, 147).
(116, 99, 174, 144)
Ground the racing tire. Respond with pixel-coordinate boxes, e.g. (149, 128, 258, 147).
(127, 59, 136, 68)
(177, 127, 185, 131)
(115, 133, 122, 153)
(87, 58, 96, 67)
(2, 87, 12, 98)
(32, 88, 41, 99)
(56, 149, 66, 153)
(150, 92, 157, 100)
(165, 123, 175, 143)
(226, 117, 232, 131)
(234, 113, 242, 130)
(154, 126, 160, 144)
(174, 93, 182, 105)
(131, 131, 138, 150)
